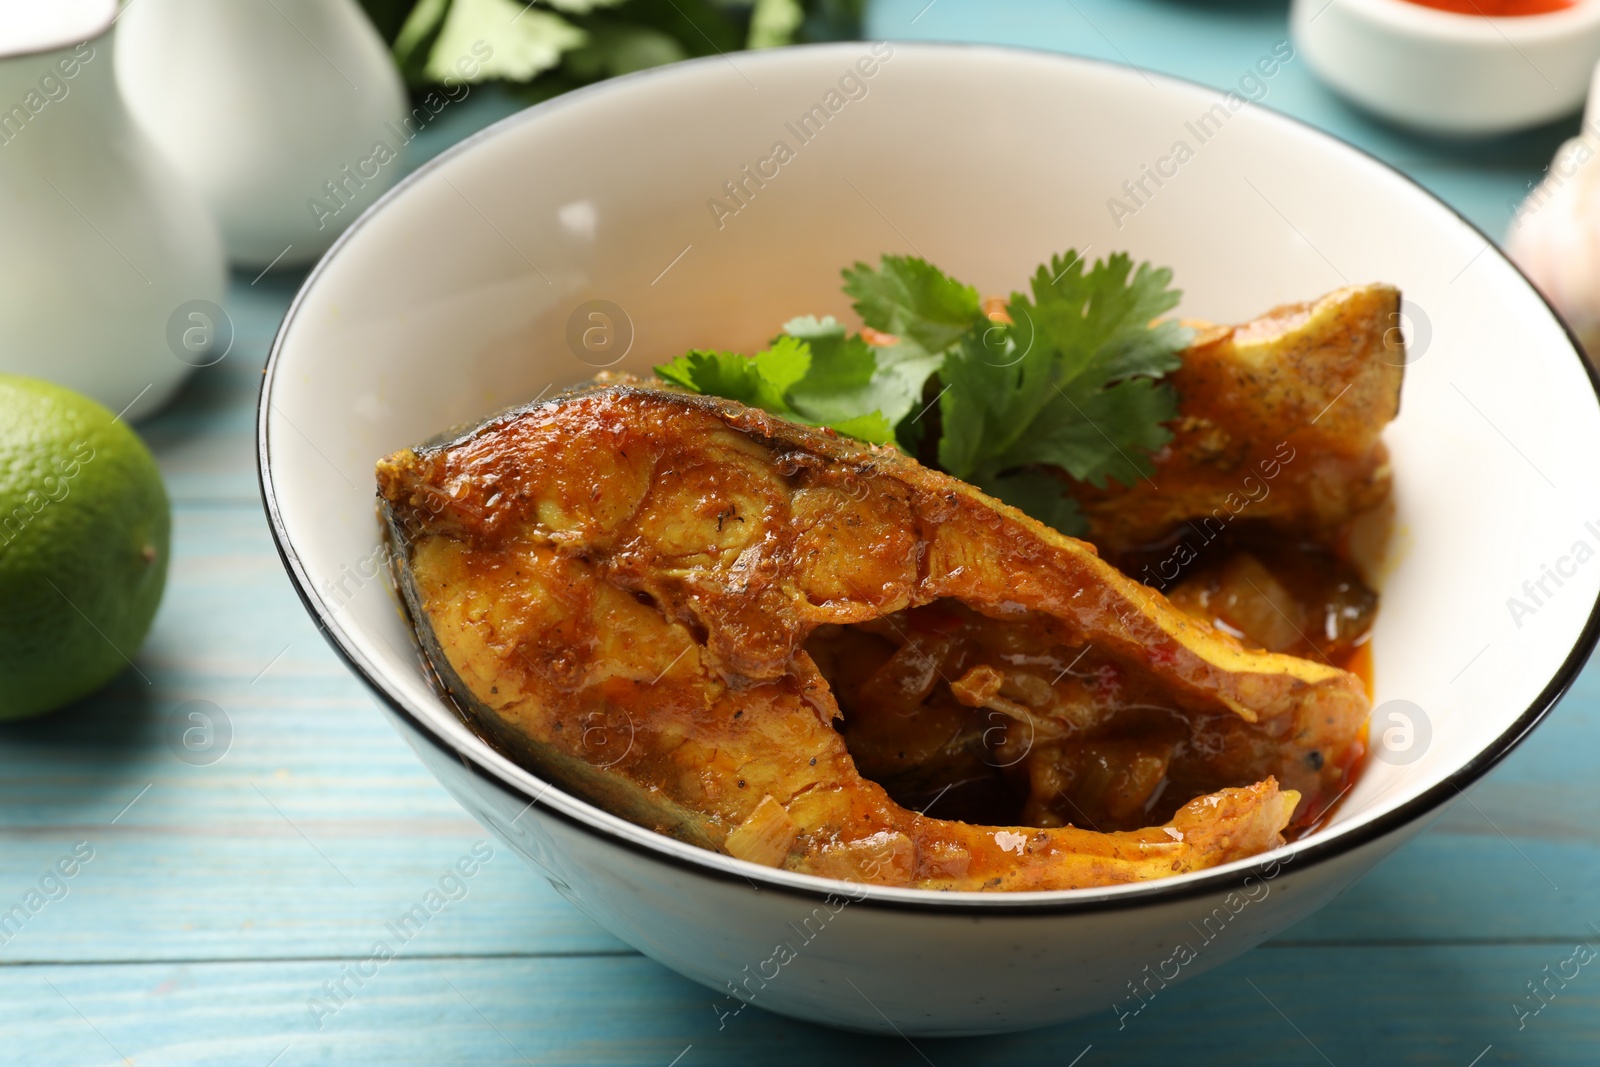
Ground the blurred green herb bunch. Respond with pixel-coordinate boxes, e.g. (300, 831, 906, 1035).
(357, 0, 865, 99)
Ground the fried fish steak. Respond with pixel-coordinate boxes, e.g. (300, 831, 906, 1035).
(1072, 284, 1404, 555)
(376, 383, 1371, 890)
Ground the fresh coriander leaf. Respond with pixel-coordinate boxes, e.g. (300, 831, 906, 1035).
(655, 337, 811, 416)
(936, 325, 1054, 483)
(980, 468, 1087, 538)
(561, 21, 688, 79)
(544, 0, 629, 13)
(842, 255, 983, 358)
(748, 0, 805, 48)
(607, 0, 743, 58)
(421, 0, 586, 83)
(866, 335, 947, 452)
(780, 316, 941, 446)
(658, 248, 1189, 537)
(892, 375, 945, 458)
(393, 0, 453, 82)
(655, 329, 903, 446)
(939, 250, 1190, 514)
(1022, 251, 1188, 385)
(781, 316, 875, 393)
(386, 0, 867, 90)
(358, 0, 419, 44)
(838, 256, 983, 451)
(803, 0, 869, 41)
(654, 350, 764, 404)
(1003, 372, 1178, 489)
(877, 352, 944, 447)
(823, 411, 894, 444)
(751, 335, 814, 397)
(780, 318, 903, 446)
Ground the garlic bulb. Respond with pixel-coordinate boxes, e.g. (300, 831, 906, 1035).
(1507, 65, 1600, 358)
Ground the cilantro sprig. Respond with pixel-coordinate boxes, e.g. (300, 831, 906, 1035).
(655, 326, 895, 444)
(652, 251, 1192, 536)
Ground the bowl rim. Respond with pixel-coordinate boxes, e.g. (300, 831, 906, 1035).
(257, 39, 1600, 916)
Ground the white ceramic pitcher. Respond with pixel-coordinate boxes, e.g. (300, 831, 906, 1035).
(116, 0, 409, 269)
(0, 0, 227, 421)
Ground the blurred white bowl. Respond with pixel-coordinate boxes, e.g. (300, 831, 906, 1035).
(260, 43, 1600, 1034)
(1292, 0, 1600, 134)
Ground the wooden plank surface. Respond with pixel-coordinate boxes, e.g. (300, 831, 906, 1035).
(4, 947, 1597, 1066)
(2, 0, 1594, 1063)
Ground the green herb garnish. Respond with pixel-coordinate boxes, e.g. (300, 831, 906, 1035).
(368, 0, 865, 94)
(842, 253, 982, 361)
(656, 328, 896, 445)
(653, 250, 1191, 536)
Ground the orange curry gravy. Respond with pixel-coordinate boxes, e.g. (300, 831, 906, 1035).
(808, 521, 1378, 841)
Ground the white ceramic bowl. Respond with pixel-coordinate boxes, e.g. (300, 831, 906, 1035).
(1292, 0, 1600, 135)
(259, 43, 1600, 1035)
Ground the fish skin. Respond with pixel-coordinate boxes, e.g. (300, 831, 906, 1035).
(376, 382, 1370, 890)
(1074, 283, 1405, 555)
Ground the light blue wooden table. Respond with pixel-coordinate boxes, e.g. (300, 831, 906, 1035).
(5, 2, 1596, 1063)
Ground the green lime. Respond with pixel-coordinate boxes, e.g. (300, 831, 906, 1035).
(0, 376, 170, 720)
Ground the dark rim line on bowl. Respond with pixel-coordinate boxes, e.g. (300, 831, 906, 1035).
(257, 41, 1600, 916)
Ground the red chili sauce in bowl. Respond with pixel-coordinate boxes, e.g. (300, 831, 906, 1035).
(1399, 0, 1575, 14)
